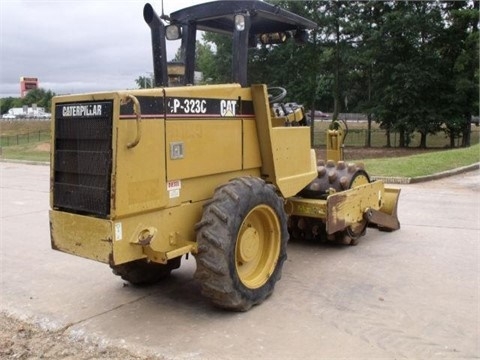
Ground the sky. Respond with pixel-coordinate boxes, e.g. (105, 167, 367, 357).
(0, 0, 205, 98)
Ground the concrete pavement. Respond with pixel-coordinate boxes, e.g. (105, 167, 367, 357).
(1, 162, 479, 359)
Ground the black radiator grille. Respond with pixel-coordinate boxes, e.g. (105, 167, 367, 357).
(53, 101, 113, 217)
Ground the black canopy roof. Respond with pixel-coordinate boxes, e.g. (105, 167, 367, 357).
(170, 0, 317, 35)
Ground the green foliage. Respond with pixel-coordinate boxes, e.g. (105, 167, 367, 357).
(273, 2, 477, 148)
(0, 97, 20, 114)
(364, 2, 448, 147)
(195, 41, 216, 83)
(199, 33, 233, 84)
(1, 88, 55, 114)
(22, 88, 56, 109)
(436, 1, 479, 147)
(135, 75, 154, 89)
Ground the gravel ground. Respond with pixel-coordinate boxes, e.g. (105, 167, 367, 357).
(0, 312, 157, 360)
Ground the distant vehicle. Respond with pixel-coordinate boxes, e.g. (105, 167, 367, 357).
(39, 113, 52, 119)
(314, 110, 329, 118)
(2, 114, 15, 119)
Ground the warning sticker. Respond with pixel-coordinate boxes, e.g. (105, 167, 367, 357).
(169, 189, 180, 199)
(167, 180, 181, 191)
(115, 222, 122, 241)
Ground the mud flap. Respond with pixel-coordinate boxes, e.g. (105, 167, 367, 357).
(365, 187, 401, 231)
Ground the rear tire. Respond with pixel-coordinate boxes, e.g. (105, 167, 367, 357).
(110, 257, 181, 286)
(195, 177, 288, 311)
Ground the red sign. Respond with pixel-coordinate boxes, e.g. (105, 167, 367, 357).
(20, 76, 38, 97)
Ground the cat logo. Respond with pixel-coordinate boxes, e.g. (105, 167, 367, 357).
(220, 100, 237, 117)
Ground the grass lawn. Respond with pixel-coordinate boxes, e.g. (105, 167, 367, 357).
(362, 142, 480, 177)
(1, 142, 50, 162)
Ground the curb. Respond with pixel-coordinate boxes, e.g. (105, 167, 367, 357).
(371, 163, 480, 184)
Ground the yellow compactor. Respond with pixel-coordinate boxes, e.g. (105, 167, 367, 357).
(49, 1, 400, 311)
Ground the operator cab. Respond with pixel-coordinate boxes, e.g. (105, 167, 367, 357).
(143, 0, 317, 87)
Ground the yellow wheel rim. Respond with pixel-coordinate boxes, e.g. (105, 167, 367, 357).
(350, 173, 369, 188)
(235, 205, 281, 289)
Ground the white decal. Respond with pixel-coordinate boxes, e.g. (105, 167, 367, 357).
(62, 104, 102, 117)
(169, 98, 207, 114)
(220, 100, 237, 116)
(115, 222, 122, 241)
(172, 98, 181, 113)
(169, 189, 180, 199)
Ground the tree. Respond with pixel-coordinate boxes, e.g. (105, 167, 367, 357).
(200, 33, 233, 84)
(195, 41, 217, 83)
(347, 2, 386, 147)
(1, 89, 55, 115)
(170, 39, 220, 84)
(135, 75, 153, 89)
(364, 1, 449, 148)
(273, 1, 356, 118)
(22, 88, 56, 110)
(0, 97, 22, 114)
(408, 1, 445, 149)
(272, 1, 478, 149)
(438, 1, 479, 148)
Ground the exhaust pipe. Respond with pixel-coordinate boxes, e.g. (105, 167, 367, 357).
(143, 3, 168, 87)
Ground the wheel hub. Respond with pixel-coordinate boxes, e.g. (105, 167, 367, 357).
(235, 205, 281, 289)
(238, 226, 260, 263)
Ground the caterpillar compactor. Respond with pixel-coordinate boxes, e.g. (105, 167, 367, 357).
(50, 1, 400, 311)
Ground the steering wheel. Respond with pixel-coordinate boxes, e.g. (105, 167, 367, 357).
(267, 87, 287, 104)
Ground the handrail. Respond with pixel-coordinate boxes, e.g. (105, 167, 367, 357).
(121, 94, 142, 149)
